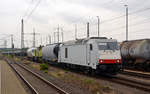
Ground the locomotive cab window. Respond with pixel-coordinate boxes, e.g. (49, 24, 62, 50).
(65, 48, 68, 58)
(90, 44, 93, 51)
(98, 42, 119, 50)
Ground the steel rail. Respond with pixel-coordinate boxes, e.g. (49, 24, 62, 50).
(15, 61, 69, 94)
(113, 76, 150, 92)
(120, 70, 150, 78)
(6, 59, 39, 94)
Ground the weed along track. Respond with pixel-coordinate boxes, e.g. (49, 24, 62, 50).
(6, 59, 69, 94)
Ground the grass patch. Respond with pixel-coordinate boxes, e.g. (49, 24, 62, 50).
(44, 70, 48, 73)
(9, 55, 14, 58)
(81, 78, 102, 94)
(39, 63, 48, 73)
(83, 78, 95, 85)
(47, 68, 111, 94)
(56, 71, 62, 77)
(31, 64, 41, 70)
(40, 63, 48, 70)
(4, 54, 14, 59)
(49, 71, 65, 78)
(101, 85, 112, 93)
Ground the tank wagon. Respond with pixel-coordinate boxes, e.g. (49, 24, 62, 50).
(42, 37, 122, 74)
(27, 46, 43, 61)
(120, 39, 150, 71)
(42, 43, 60, 62)
(27, 48, 37, 60)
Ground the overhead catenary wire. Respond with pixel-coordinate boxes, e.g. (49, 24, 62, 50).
(24, 0, 42, 22)
(105, 27, 150, 37)
(74, 16, 150, 37)
(13, 1, 150, 47)
(64, 6, 150, 37)
(102, 7, 150, 24)
(102, 18, 150, 33)
(22, 0, 35, 18)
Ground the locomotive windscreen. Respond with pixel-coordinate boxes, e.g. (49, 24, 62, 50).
(98, 42, 119, 50)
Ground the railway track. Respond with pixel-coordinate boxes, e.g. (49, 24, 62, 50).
(108, 75, 150, 92)
(6, 57, 150, 93)
(6, 59, 69, 94)
(119, 69, 150, 79)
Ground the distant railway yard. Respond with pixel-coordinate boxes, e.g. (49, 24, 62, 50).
(0, 54, 149, 94)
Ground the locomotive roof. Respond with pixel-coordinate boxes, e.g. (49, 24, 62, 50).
(62, 37, 116, 45)
(89, 37, 107, 39)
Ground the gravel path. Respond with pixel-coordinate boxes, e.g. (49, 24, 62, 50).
(1, 60, 27, 94)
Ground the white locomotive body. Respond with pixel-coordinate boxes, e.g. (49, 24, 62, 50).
(58, 37, 122, 73)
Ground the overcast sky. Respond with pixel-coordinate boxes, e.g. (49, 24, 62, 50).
(0, 0, 150, 48)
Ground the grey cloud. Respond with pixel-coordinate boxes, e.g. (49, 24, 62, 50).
(29, 14, 49, 24)
(62, 0, 150, 15)
(58, 12, 88, 24)
(1, 0, 150, 48)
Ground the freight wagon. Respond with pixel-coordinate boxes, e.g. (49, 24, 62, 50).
(27, 46, 43, 61)
(120, 39, 150, 71)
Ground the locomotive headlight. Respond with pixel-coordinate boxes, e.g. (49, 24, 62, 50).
(117, 60, 120, 62)
(100, 60, 103, 63)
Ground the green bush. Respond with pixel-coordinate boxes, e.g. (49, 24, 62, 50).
(7, 54, 14, 58)
(44, 70, 48, 73)
(10, 55, 14, 58)
(40, 63, 48, 71)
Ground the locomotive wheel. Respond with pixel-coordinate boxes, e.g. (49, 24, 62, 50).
(84, 67, 92, 74)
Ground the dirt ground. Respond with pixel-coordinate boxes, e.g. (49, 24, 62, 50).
(1, 60, 27, 94)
